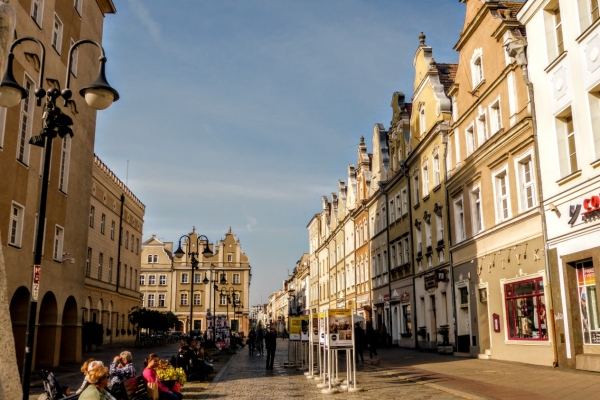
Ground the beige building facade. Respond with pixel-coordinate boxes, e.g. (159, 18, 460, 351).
(3, 0, 116, 371)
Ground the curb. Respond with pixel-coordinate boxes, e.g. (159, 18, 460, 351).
(391, 372, 491, 400)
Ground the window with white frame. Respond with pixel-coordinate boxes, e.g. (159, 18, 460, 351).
(9, 202, 24, 247)
(592, 0, 600, 24)
(404, 237, 410, 262)
(147, 254, 153, 263)
(454, 197, 466, 242)
(97, 252, 103, 280)
(477, 112, 488, 145)
(17, 76, 34, 165)
(504, 277, 547, 340)
(233, 273, 240, 284)
(58, 137, 70, 193)
(153, 254, 158, 263)
(516, 153, 537, 211)
(452, 96, 458, 122)
(180, 293, 187, 306)
(389, 199, 395, 222)
(391, 245, 396, 268)
(52, 14, 63, 54)
(493, 168, 511, 222)
(53, 225, 64, 261)
(490, 99, 502, 134)
(414, 173, 420, 203)
(433, 154, 440, 186)
(436, 212, 444, 243)
(395, 193, 402, 218)
(425, 219, 432, 249)
(471, 187, 483, 234)
(398, 240, 403, 265)
(74, 0, 83, 16)
(110, 221, 115, 240)
(31, 0, 44, 27)
(148, 275, 156, 285)
(194, 293, 201, 306)
(100, 214, 105, 234)
(158, 294, 165, 307)
(401, 188, 408, 215)
(125, 230, 129, 249)
(227, 253, 233, 262)
(466, 124, 475, 156)
(415, 225, 422, 254)
(89, 206, 94, 227)
(140, 274, 146, 286)
(194, 273, 202, 284)
(159, 275, 166, 285)
(556, 113, 578, 177)
(454, 128, 461, 168)
(148, 294, 155, 308)
(554, 6, 564, 54)
(471, 49, 484, 87)
(422, 163, 429, 196)
(181, 273, 189, 283)
(86, 248, 92, 276)
(420, 107, 426, 135)
(220, 294, 227, 306)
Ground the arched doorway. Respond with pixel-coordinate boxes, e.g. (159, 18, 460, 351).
(35, 292, 59, 368)
(108, 301, 114, 344)
(10, 286, 30, 373)
(83, 296, 92, 323)
(60, 296, 79, 363)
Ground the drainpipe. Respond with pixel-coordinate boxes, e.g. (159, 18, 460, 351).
(402, 162, 418, 350)
(506, 38, 558, 367)
(379, 182, 393, 346)
(115, 194, 125, 293)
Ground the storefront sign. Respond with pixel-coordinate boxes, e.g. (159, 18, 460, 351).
(582, 195, 600, 215)
(424, 274, 437, 290)
(401, 292, 410, 303)
(383, 294, 390, 302)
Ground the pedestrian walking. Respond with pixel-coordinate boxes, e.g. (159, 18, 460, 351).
(265, 326, 277, 370)
(354, 322, 365, 364)
(256, 326, 265, 356)
(366, 322, 379, 364)
(248, 328, 257, 356)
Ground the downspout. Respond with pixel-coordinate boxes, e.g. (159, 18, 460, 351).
(116, 194, 125, 293)
(506, 39, 558, 367)
(404, 163, 418, 350)
(380, 182, 393, 345)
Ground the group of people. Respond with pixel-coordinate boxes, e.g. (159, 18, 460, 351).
(170, 339, 213, 381)
(72, 350, 183, 400)
(246, 326, 278, 369)
(354, 321, 379, 364)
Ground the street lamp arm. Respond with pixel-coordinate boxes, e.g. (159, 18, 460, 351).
(3, 36, 46, 105)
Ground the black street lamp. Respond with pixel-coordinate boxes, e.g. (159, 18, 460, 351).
(220, 287, 240, 331)
(203, 268, 226, 341)
(0, 37, 119, 400)
(174, 233, 213, 334)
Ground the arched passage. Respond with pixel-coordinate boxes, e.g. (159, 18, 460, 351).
(60, 296, 79, 363)
(10, 286, 30, 373)
(35, 292, 59, 368)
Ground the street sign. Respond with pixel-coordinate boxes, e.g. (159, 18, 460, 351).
(32, 265, 41, 301)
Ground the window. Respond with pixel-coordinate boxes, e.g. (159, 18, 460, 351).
(158, 294, 166, 308)
(466, 125, 475, 156)
(494, 169, 511, 222)
(58, 137, 71, 193)
(159, 275, 166, 285)
(575, 260, 600, 344)
(130, 234, 134, 252)
(425, 220, 432, 248)
(181, 273, 189, 283)
(69, 38, 78, 76)
(422, 163, 429, 196)
(110, 221, 115, 240)
(554, 6, 564, 54)
(148, 275, 156, 285)
(136, 238, 139, 255)
(233, 273, 240, 284)
(402, 304, 412, 334)
(124, 266, 127, 288)
(404, 237, 410, 263)
(9, 202, 24, 247)
(433, 155, 440, 187)
(220, 294, 227, 306)
(490, 100, 502, 134)
(153, 254, 158, 263)
(227, 253, 233, 262)
(517, 155, 536, 211)
(86, 248, 92, 277)
(74, 0, 83, 16)
(31, 0, 44, 27)
(125, 231, 129, 249)
(415, 226, 422, 254)
(454, 197, 466, 242)
(473, 56, 483, 87)
(471, 188, 483, 234)
(53, 225, 64, 261)
(420, 108, 426, 135)
(401, 188, 408, 215)
(89, 206, 95, 227)
(504, 277, 548, 340)
(140, 274, 146, 286)
(593, 0, 600, 23)
(97, 252, 103, 280)
(436, 212, 444, 242)
(477, 112, 488, 145)
(194, 273, 202, 284)
(147, 254, 153, 263)
(51, 14, 63, 54)
(17, 76, 34, 165)
(389, 199, 395, 222)
(414, 173, 420, 203)
(556, 114, 578, 177)
(148, 294, 155, 308)
(108, 258, 113, 284)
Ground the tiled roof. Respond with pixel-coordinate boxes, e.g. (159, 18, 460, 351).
(499, 2, 524, 19)
(405, 103, 413, 118)
(436, 63, 458, 94)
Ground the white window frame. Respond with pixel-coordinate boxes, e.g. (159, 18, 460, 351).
(422, 162, 429, 196)
(556, 113, 578, 177)
(74, 0, 83, 16)
(389, 198, 395, 223)
(58, 136, 71, 193)
(180, 293, 188, 306)
(194, 293, 201, 306)
(220, 294, 227, 306)
(233, 273, 240, 284)
(52, 13, 63, 54)
(454, 196, 466, 242)
(433, 154, 440, 187)
(89, 206, 94, 228)
(227, 253, 233, 262)
(69, 38, 78, 77)
(466, 123, 475, 156)
(148, 294, 155, 308)
(53, 225, 64, 261)
(17, 75, 35, 165)
(181, 273, 189, 283)
(420, 107, 427, 135)
(148, 275, 156, 285)
(492, 166, 512, 223)
(436, 212, 444, 242)
(514, 150, 537, 212)
(414, 173, 420, 203)
(401, 187, 408, 215)
(470, 48, 484, 88)
(158, 294, 166, 307)
(31, 0, 44, 28)
(140, 274, 146, 286)
(489, 98, 502, 134)
(159, 274, 167, 286)
(471, 185, 483, 235)
(477, 111, 488, 145)
(9, 201, 25, 248)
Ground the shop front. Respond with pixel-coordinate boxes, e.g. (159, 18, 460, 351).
(414, 268, 453, 350)
(389, 278, 414, 347)
(453, 261, 481, 356)
(372, 287, 390, 343)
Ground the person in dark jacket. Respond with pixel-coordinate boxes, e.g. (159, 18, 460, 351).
(265, 327, 278, 370)
(354, 322, 365, 363)
(248, 328, 257, 356)
(366, 322, 379, 363)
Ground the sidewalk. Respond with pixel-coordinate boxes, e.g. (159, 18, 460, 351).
(374, 346, 600, 399)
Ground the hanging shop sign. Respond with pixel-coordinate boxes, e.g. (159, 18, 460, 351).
(424, 273, 437, 290)
(289, 316, 301, 341)
(326, 309, 353, 349)
(300, 315, 310, 342)
(401, 292, 410, 303)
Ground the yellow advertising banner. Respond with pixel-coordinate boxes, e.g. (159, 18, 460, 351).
(289, 316, 301, 341)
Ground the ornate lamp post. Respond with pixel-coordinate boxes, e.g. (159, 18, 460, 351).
(0, 37, 119, 400)
(203, 267, 226, 341)
(174, 233, 213, 334)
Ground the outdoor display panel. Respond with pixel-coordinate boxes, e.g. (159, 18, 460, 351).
(301, 315, 310, 342)
(326, 309, 353, 348)
(318, 312, 326, 346)
(289, 316, 301, 341)
(311, 313, 320, 343)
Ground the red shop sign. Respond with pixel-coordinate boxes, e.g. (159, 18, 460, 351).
(582, 194, 600, 215)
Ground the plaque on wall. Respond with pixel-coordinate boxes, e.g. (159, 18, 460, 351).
(424, 274, 437, 290)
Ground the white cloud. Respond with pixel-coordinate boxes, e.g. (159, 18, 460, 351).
(246, 215, 258, 232)
(129, 0, 161, 43)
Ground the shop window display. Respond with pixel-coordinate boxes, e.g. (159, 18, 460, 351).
(504, 277, 547, 340)
(575, 260, 600, 344)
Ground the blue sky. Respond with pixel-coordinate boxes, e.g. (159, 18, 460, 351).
(95, 0, 465, 305)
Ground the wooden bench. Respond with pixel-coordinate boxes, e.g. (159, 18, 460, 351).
(121, 376, 148, 400)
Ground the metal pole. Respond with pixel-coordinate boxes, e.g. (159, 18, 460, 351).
(190, 262, 195, 334)
(22, 131, 54, 399)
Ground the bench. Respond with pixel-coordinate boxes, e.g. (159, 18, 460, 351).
(122, 376, 148, 400)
